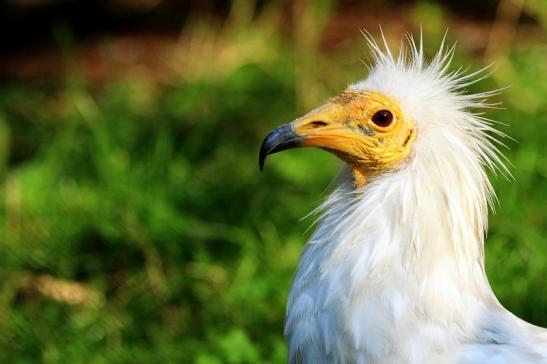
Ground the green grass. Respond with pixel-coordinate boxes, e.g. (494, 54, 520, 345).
(0, 6, 546, 363)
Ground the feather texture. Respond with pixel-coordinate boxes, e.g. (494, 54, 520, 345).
(284, 34, 547, 364)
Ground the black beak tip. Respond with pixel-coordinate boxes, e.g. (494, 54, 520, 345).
(258, 137, 270, 171)
(258, 123, 300, 172)
(259, 149, 266, 171)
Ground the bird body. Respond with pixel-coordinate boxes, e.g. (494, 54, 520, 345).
(286, 173, 547, 364)
(259, 34, 547, 363)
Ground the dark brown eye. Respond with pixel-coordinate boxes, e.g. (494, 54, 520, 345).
(371, 110, 393, 128)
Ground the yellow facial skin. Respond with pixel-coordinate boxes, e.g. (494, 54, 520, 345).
(291, 90, 417, 186)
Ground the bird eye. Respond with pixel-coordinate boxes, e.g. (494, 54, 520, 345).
(371, 110, 393, 128)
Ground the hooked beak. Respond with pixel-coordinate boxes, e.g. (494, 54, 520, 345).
(259, 123, 302, 171)
(259, 101, 355, 171)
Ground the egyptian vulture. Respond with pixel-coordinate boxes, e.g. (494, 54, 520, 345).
(259, 33, 547, 364)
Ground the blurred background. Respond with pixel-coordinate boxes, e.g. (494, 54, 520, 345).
(0, 0, 545, 363)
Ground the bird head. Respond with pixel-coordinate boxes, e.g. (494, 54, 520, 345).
(259, 34, 507, 189)
(259, 90, 417, 185)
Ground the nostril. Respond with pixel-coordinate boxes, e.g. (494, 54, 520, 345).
(310, 121, 328, 128)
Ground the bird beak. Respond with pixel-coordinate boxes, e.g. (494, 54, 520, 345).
(259, 103, 356, 171)
(259, 123, 302, 171)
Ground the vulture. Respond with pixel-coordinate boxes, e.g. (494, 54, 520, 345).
(259, 33, 547, 364)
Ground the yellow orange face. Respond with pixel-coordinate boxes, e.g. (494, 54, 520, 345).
(259, 90, 417, 185)
(294, 90, 416, 170)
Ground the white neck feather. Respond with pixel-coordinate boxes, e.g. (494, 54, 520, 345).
(286, 148, 502, 363)
(313, 147, 499, 322)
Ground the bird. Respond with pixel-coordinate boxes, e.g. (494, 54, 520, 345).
(259, 32, 547, 364)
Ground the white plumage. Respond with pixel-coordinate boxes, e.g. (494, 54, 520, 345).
(276, 34, 547, 363)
